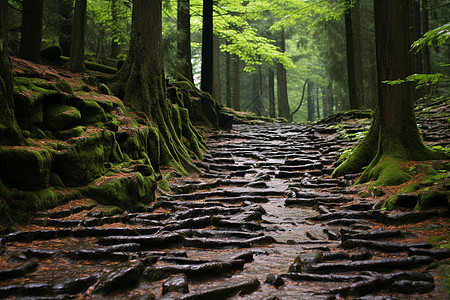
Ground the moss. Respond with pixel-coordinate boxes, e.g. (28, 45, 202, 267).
(56, 78, 74, 95)
(104, 206, 124, 216)
(415, 191, 449, 210)
(40, 46, 62, 63)
(81, 172, 155, 209)
(158, 179, 170, 192)
(383, 195, 399, 211)
(362, 157, 412, 187)
(99, 83, 110, 95)
(84, 61, 117, 74)
(10, 188, 62, 214)
(400, 182, 421, 193)
(373, 188, 385, 197)
(70, 98, 107, 125)
(0, 147, 52, 190)
(43, 104, 81, 131)
(49, 172, 64, 187)
(59, 126, 86, 140)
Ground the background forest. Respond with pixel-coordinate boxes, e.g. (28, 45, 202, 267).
(7, 0, 450, 123)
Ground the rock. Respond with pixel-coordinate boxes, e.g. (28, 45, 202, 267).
(162, 273, 189, 295)
(330, 276, 387, 296)
(177, 278, 260, 299)
(340, 239, 432, 252)
(53, 273, 100, 294)
(93, 259, 144, 294)
(351, 251, 373, 261)
(341, 229, 402, 241)
(0, 260, 38, 281)
(265, 274, 284, 287)
(408, 247, 450, 259)
(322, 251, 351, 261)
(389, 280, 435, 294)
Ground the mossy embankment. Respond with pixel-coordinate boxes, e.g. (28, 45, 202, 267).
(0, 57, 236, 230)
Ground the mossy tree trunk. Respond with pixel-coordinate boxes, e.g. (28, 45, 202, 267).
(59, 0, 73, 56)
(332, 0, 444, 185)
(112, 0, 199, 174)
(201, 0, 213, 95)
(70, 0, 87, 73)
(19, 0, 43, 64)
(0, 0, 24, 145)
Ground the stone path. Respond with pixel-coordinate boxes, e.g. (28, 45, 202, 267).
(0, 120, 448, 299)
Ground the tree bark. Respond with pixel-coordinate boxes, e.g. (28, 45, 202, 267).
(276, 29, 291, 122)
(59, 0, 73, 56)
(232, 56, 240, 110)
(344, 0, 363, 110)
(111, 0, 121, 59)
(0, 0, 24, 145)
(316, 86, 320, 119)
(225, 44, 231, 108)
(201, 0, 213, 94)
(307, 81, 314, 122)
(19, 0, 43, 64)
(212, 35, 221, 103)
(268, 68, 275, 118)
(177, 0, 194, 83)
(257, 67, 265, 116)
(70, 0, 87, 72)
(421, 0, 430, 74)
(333, 0, 444, 184)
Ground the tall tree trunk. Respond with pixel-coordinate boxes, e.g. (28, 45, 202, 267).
(322, 87, 328, 118)
(177, 0, 194, 83)
(112, 0, 203, 174)
(329, 82, 334, 116)
(276, 29, 291, 122)
(19, 0, 43, 63)
(345, 0, 363, 110)
(212, 35, 221, 103)
(257, 67, 265, 116)
(232, 56, 240, 110)
(110, 0, 121, 59)
(201, 0, 213, 94)
(307, 81, 314, 122)
(316, 86, 320, 119)
(268, 68, 275, 118)
(225, 45, 231, 108)
(70, 0, 87, 72)
(0, 0, 24, 145)
(59, 0, 73, 56)
(333, 0, 443, 183)
(421, 0, 430, 74)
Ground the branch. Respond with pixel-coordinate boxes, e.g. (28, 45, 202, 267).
(290, 79, 308, 119)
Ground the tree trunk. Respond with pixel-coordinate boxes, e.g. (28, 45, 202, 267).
(345, 0, 363, 110)
(333, 0, 443, 184)
(225, 44, 231, 108)
(112, 0, 203, 174)
(257, 67, 265, 116)
(110, 0, 121, 59)
(233, 56, 240, 110)
(201, 0, 213, 94)
(19, 0, 43, 64)
(307, 81, 314, 122)
(268, 68, 275, 118)
(316, 86, 320, 119)
(0, 0, 24, 145)
(212, 35, 221, 103)
(177, 0, 194, 83)
(59, 0, 73, 56)
(421, 0, 430, 74)
(70, 0, 87, 72)
(322, 87, 328, 118)
(329, 82, 334, 116)
(276, 29, 291, 122)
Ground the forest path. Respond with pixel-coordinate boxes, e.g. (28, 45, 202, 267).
(0, 120, 448, 299)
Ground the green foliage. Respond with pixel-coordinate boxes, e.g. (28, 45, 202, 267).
(411, 22, 450, 53)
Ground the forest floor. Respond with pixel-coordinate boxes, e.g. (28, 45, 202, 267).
(0, 58, 449, 299)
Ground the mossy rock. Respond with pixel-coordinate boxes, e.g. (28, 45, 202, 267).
(84, 61, 117, 74)
(99, 83, 110, 95)
(40, 46, 62, 63)
(104, 206, 124, 216)
(49, 172, 65, 187)
(69, 98, 107, 125)
(52, 131, 117, 186)
(59, 126, 86, 140)
(0, 146, 52, 190)
(81, 172, 155, 208)
(415, 191, 449, 210)
(158, 179, 170, 192)
(9, 188, 62, 215)
(55, 78, 74, 95)
(383, 193, 419, 211)
(43, 104, 81, 131)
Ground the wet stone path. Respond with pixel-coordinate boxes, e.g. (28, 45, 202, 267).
(1, 122, 449, 299)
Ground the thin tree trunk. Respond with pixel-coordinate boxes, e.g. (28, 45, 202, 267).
(111, 0, 121, 59)
(212, 35, 221, 103)
(201, 0, 213, 94)
(19, 0, 43, 63)
(268, 68, 275, 118)
(307, 81, 315, 122)
(0, 0, 24, 145)
(316, 86, 320, 119)
(59, 0, 73, 56)
(322, 88, 328, 118)
(177, 0, 194, 82)
(276, 29, 291, 122)
(421, 0, 430, 74)
(233, 56, 240, 110)
(225, 45, 231, 108)
(329, 82, 334, 116)
(257, 67, 265, 116)
(353, 0, 364, 108)
(70, 0, 87, 72)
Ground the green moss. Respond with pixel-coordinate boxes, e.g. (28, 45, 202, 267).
(363, 157, 412, 187)
(10, 188, 62, 214)
(70, 98, 107, 125)
(104, 206, 124, 216)
(59, 126, 86, 140)
(99, 83, 110, 95)
(414, 191, 449, 210)
(0, 147, 52, 190)
(373, 188, 385, 197)
(84, 61, 117, 74)
(49, 172, 64, 187)
(383, 195, 399, 211)
(43, 104, 81, 131)
(56, 78, 74, 95)
(158, 179, 170, 192)
(40, 46, 62, 63)
(428, 235, 446, 245)
(400, 182, 421, 193)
